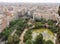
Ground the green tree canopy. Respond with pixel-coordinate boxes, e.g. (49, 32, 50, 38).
(46, 40, 54, 44)
(35, 33, 43, 44)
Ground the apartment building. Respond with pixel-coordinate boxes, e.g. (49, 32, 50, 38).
(0, 14, 9, 33)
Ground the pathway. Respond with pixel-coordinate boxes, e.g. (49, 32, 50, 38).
(19, 28, 28, 44)
(19, 25, 35, 44)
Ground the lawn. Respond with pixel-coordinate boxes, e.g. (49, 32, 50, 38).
(32, 28, 54, 36)
(32, 28, 56, 44)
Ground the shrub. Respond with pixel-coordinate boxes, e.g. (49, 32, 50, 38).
(46, 40, 54, 44)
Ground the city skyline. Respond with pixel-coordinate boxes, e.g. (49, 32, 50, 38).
(0, 0, 60, 3)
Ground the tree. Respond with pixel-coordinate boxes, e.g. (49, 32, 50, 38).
(6, 35, 14, 44)
(56, 23, 60, 44)
(46, 40, 54, 44)
(35, 17, 47, 23)
(6, 34, 20, 44)
(24, 30, 32, 42)
(25, 39, 33, 44)
(34, 22, 43, 29)
(57, 7, 60, 43)
(9, 20, 17, 27)
(35, 33, 44, 44)
(58, 6, 60, 16)
(47, 20, 54, 25)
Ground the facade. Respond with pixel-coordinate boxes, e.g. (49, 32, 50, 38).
(0, 14, 9, 33)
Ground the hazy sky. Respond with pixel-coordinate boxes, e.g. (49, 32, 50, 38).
(0, 0, 60, 3)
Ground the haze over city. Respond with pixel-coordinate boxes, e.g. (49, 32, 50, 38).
(0, 0, 60, 44)
(0, 0, 60, 3)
